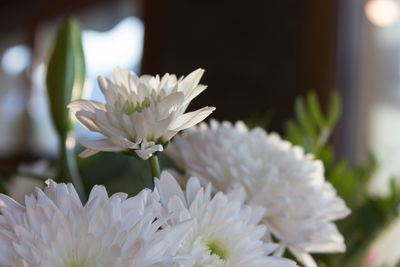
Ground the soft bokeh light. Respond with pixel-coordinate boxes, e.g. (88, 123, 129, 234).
(1, 44, 32, 75)
(365, 0, 400, 27)
(82, 16, 144, 77)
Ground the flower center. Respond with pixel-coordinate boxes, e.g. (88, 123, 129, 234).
(66, 262, 93, 267)
(121, 97, 151, 115)
(65, 257, 95, 267)
(206, 239, 228, 261)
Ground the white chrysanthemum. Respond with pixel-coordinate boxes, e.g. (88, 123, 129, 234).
(0, 180, 192, 267)
(166, 120, 351, 267)
(69, 67, 215, 160)
(154, 171, 296, 267)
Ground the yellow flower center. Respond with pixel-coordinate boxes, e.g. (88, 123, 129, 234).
(66, 262, 93, 267)
(121, 98, 151, 115)
(207, 239, 228, 261)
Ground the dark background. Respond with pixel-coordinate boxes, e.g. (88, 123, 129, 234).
(0, 0, 341, 132)
(0, 0, 358, 170)
(141, 0, 340, 132)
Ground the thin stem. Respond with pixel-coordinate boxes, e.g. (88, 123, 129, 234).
(148, 155, 160, 188)
(0, 175, 8, 195)
(60, 131, 86, 201)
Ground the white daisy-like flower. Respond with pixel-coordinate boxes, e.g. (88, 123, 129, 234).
(69, 67, 215, 160)
(166, 120, 351, 267)
(0, 180, 192, 267)
(154, 171, 296, 267)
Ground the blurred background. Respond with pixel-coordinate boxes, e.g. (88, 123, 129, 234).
(0, 0, 400, 266)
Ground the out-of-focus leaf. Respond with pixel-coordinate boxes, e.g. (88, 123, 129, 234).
(294, 97, 316, 139)
(307, 91, 325, 128)
(285, 91, 339, 156)
(285, 121, 304, 147)
(327, 91, 341, 127)
(46, 17, 85, 137)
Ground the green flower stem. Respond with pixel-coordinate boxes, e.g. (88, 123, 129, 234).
(60, 131, 86, 201)
(148, 155, 161, 188)
(0, 175, 8, 195)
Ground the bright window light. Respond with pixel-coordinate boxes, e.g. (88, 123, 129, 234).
(82, 16, 144, 77)
(1, 44, 32, 75)
(365, 0, 400, 27)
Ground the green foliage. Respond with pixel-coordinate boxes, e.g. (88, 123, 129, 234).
(46, 17, 86, 138)
(285, 91, 400, 267)
(46, 17, 86, 200)
(285, 91, 340, 157)
(77, 151, 177, 196)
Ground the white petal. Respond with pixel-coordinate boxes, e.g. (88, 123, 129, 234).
(289, 246, 317, 267)
(168, 106, 215, 132)
(134, 144, 163, 160)
(75, 111, 101, 132)
(110, 136, 141, 149)
(112, 66, 130, 89)
(79, 148, 99, 158)
(157, 92, 184, 119)
(97, 75, 117, 103)
(155, 171, 187, 208)
(68, 99, 106, 113)
(79, 139, 126, 152)
(178, 68, 204, 93)
(183, 84, 208, 106)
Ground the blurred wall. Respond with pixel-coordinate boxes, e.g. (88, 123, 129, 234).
(142, 0, 339, 132)
(0, 0, 341, 155)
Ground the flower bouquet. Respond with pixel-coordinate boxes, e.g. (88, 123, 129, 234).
(0, 18, 399, 267)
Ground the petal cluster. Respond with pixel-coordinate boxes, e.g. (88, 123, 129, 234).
(155, 171, 296, 267)
(0, 180, 191, 267)
(166, 120, 351, 267)
(69, 67, 215, 160)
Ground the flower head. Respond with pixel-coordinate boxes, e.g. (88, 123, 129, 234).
(69, 67, 215, 160)
(0, 180, 192, 267)
(166, 120, 351, 267)
(155, 171, 296, 267)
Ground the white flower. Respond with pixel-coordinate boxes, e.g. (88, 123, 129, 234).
(0, 180, 192, 267)
(154, 171, 296, 267)
(69, 67, 215, 160)
(166, 120, 351, 267)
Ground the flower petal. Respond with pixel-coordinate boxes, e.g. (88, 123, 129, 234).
(68, 99, 106, 113)
(168, 106, 215, 132)
(134, 143, 163, 160)
(79, 139, 126, 152)
(178, 68, 204, 94)
(155, 171, 187, 209)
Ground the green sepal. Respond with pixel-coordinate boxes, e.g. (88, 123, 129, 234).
(46, 17, 86, 138)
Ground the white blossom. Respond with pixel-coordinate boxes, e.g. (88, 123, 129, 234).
(0, 180, 192, 267)
(69, 67, 215, 160)
(166, 120, 351, 267)
(155, 171, 296, 267)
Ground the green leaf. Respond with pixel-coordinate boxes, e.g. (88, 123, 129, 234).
(285, 120, 304, 147)
(327, 91, 342, 127)
(46, 17, 86, 138)
(306, 91, 325, 128)
(294, 97, 316, 138)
